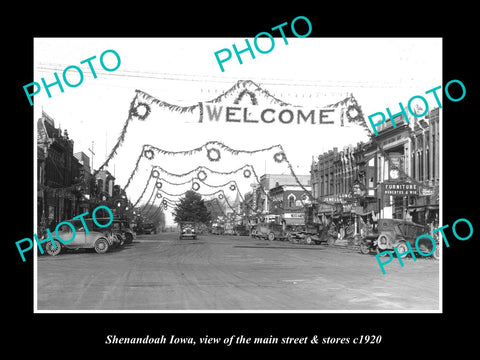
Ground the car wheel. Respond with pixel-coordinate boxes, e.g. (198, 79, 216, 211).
(305, 236, 314, 245)
(377, 234, 389, 250)
(395, 241, 409, 258)
(94, 238, 109, 254)
(359, 241, 371, 254)
(267, 232, 275, 241)
(125, 233, 133, 244)
(45, 240, 62, 256)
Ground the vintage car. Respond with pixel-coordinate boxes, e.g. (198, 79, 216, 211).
(122, 222, 136, 244)
(233, 224, 250, 236)
(42, 218, 116, 256)
(142, 222, 157, 235)
(179, 222, 197, 240)
(109, 219, 135, 244)
(211, 226, 224, 235)
(359, 218, 437, 258)
(253, 222, 286, 241)
(285, 224, 331, 245)
(104, 219, 137, 246)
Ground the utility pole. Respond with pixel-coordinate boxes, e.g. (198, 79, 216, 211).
(88, 141, 95, 172)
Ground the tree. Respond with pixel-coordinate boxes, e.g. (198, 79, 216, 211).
(172, 190, 212, 224)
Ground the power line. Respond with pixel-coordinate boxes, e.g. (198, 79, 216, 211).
(35, 63, 420, 89)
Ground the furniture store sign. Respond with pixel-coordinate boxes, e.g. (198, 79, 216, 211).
(382, 182, 419, 196)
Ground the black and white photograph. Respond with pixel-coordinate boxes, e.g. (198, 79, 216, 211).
(7, 8, 477, 356)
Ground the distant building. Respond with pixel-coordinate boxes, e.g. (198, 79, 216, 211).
(254, 173, 310, 214)
(74, 151, 91, 176)
(269, 184, 312, 226)
(94, 169, 115, 200)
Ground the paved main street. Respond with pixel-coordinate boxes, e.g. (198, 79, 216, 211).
(37, 232, 439, 311)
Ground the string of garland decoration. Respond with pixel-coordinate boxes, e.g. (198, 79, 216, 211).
(162, 197, 179, 206)
(156, 188, 237, 213)
(234, 89, 258, 105)
(152, 163, 255, 179)
(149, 204, 164, 219)
(123, 146, 149, 191)
(97, 80, 366, 173)
(141, 141, 283, 158)
(96, 95, 140, 174)
(130, 164, 260, 212)
(132, 175, 154, 208)
(205, 197, 228, 218)
(142, 188, 159, 216)
(140, 183, 157, 213)
(121, 141, 283, 194)
(130, 164, 244, 209)
(127, 142, 314, 214)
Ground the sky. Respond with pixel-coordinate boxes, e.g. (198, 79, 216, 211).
(33, 38, 442, 225)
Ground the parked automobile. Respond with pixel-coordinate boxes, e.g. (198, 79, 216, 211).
(122, 222, 136, 244)
(109, 219, 135, 244)
(142, 222, 157, 235)
(234, 224, 250, 236)
(254, 222, 286, 241)
(42, 218, 116, 256)
(224, 228, 236, 235)
(179, 222, 197, 240)
(359, 218, 437, 258)
(285, 224, 330, 245)
(211, 226, 224, 235)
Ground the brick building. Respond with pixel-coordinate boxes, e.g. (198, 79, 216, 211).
(309, 106, 441, 236)
(37, 112, 80, 229)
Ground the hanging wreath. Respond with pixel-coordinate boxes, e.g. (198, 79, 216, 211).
(229, 184, 236, 191)
(207, 148, 221, 162)
(151, 169, 160, 178)
(144, 149, 154, 160)
(197, 170, 207, 181)
(192, 181, 200, 191)
(131, 103, 151, 121)
(155, 181, 163, 189)
(243, 169, 251, 178)
(346, 104, 363, 123)
(273, 151, 286, 163)
(163, 205, 168, 210)
(218, 193, 224, 199)
(162, 199, 167, 205)
(156, 193, 162, 199)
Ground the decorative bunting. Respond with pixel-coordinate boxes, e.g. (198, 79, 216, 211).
(197, 170, 207, 181)
(96, 80, 367, 174)
(207, 147, 221, 162)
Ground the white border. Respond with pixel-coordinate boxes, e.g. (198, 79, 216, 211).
(33, 37, 442, 314)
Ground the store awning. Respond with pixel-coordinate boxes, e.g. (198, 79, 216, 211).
(408, 204, 439, 210)
(283, 217, 305, 225)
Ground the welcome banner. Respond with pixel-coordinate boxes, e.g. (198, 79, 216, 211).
(197, 80, 365, 127)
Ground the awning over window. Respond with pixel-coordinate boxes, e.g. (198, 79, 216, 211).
(283, 217, 305, 225)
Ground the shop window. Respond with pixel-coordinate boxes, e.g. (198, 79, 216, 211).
(288, 194, 296, 208)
